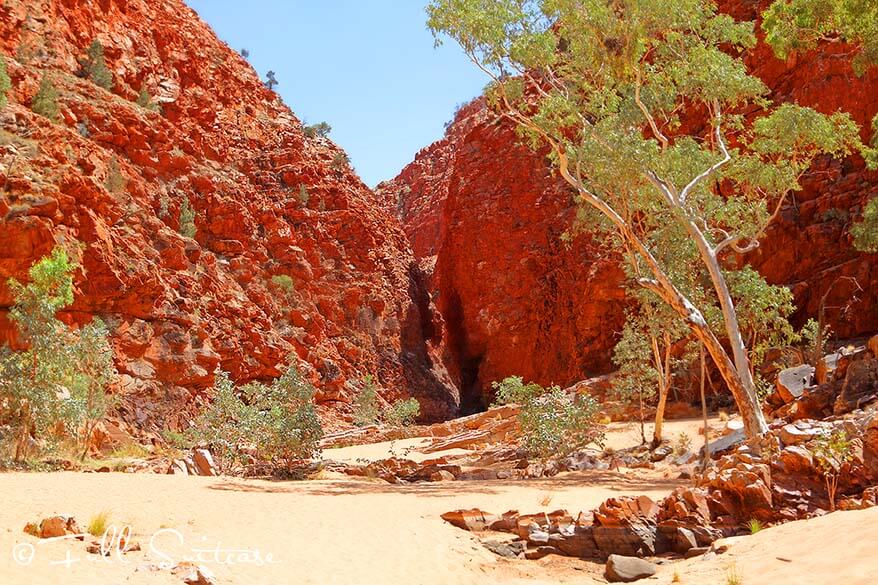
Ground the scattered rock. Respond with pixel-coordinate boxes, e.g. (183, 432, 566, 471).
(605, 554, 657, 583)
(777, 365, 816, 403)
(440, 509, 499, 532)
(30, 516, 82, 539)
(172, 562, 218, 585)
(192, 449, 217, 476)
(483, 540, 525, 559)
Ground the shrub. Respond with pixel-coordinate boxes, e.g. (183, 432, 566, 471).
(747, 518, 763, 534)
(0, 247, 116, 461)
(136, 86, 161, 112)
(0, 57, 10, 109)
(105, 157, 126, 193)
(271, 274, 295, 295)
(185, 364, 323, 474)
(81, 40, 113, 90)
(518, 386, 604, 458)
(303, 122, 332, 139)
(31, 74, 60, 121)
(852, 198, 878, 252)
(298, 185, 310, 207)
(384, 398, 421, 428)
(813, 430, 855, 511)
(87, 511, 111, 537)
(675, 432, 692, 456)
(179, 196, 196, 238)
(491, 375, 545, 406)
(331, 152, 350, 171)
(352, 375, 380, 427)
(265, 70, 278, 90)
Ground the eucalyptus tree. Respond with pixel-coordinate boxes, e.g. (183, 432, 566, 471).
(428, 0, 865, 436)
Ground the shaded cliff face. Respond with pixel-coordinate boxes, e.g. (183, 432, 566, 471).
(0, 0, 457, 431)
(381, 0, 878, 406)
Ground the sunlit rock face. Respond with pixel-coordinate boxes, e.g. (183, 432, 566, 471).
(0, 0, 458, 432)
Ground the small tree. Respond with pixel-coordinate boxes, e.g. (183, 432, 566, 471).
(298, 185, 310, 207)
(81, 40, 113, 90)
(519, 386, 604, 458)
(491, 375, 545, 406)
(0, 248, 114, 462)
(303, 122, 332, 139)
(851, 198, 878, 252)
(428, 0, 864, 438)
(179, 196, 196, 238)
(384, 398, 421, 427)
(136, 85, 161, 113)
(352, 374, 380, 427)
(0, 57, 11, 109)
(331, 152, 350, 172)
(186, 369, 254, 474)
(73, 318, 118, 460)
(31, 74, 59, 122)
(813, 430, 855, 511)
(187, 364, 323, 474)
(265, 70, 278, 90)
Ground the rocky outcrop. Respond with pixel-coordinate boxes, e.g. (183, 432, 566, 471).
(381, 0, 878, 404)
(0, 0, 457, 432)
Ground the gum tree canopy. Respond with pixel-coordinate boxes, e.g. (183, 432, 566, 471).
(427, 0, 866, 437)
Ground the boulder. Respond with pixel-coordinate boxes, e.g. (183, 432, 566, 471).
(779, 421, 824, 446)
(778, 445, 815, 474)
(605, 555, 657, 583)
(440, 509, 499, 532)
(835, 359, 878, 415)
(777, 365, 816, 403)
(192, 449, 217, 476)
(35, 516, 81, 539)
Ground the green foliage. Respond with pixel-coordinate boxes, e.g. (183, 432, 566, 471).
(331, 152, 350, 172)
(270, 274, 295, 295)
(352, 375, 380, 427)
(303, 122, 332, 139)
(675, 432, 692, 455)
(851, 198, 878, 252)
(747, 518, 764, 534)
(0, 57, 11, 109)
(185, 364, 323, 474)
(105, 157, 126, 193)
(518, 386, 604, 458)
(81, 40, 113, 90)
(31, 74, 60, 122)
(763, 0, 878, 73)
(136, 86, 161, 113)
(813, 429, 855, 510)
(383, 398, 421, 427)
(179, 196, 196, 239)
(87, 511, 111, 537)
(0, 247, 117, 461)
(491, 375, 545, 406)
(727, 267, 798, 368)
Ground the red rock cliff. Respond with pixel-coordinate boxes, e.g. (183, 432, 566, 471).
(380, 0, 878, 407)
(0, 0, 458, 431)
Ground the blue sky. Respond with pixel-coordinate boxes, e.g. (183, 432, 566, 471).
(184, 0, 486, 187)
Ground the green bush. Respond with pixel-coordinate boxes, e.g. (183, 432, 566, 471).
(352, 375, 380, 427)
(813, 430, 855, 511)
(179, 196, 196, 238)
(303, 122, 332, 139)
(31, 74, 60, 122)
(271, 274, 295, 295)
(185, 364, 323, 474)
(298, 185, 310, 207)
(518, 386, 604, 458)
(0, 247, 117, 461)
(852, 198, 878, 252)
(331, 152, 350, 172)
(0, 57, 11, 109)
(491, 375, 545, 406)
(383, 398, 421, 428)
(81, 40, 113, 90)
(136, 86, 161, 113)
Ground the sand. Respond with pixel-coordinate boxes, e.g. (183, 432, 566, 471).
(1, 416, 872, 584)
